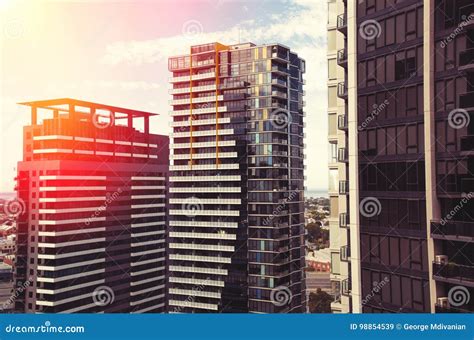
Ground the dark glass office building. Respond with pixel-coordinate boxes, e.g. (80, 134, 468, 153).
(331, 0, 473, 313)
(168, 42, 306, 313)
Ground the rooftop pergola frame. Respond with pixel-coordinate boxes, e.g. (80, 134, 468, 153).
(18, 98, 159, 135)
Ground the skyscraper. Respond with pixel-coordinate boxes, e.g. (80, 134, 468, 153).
(14, 99, 168, 313)
(328, 0, 473, 313)
(327, 0, 352, 313)
(168, 42, 306, 313)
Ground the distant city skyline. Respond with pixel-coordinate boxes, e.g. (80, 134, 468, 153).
(0, 0, 328, 193)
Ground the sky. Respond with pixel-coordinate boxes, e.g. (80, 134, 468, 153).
(0, 0, 328, 193)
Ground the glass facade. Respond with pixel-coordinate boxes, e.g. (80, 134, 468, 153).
(168, 42, 306, 313)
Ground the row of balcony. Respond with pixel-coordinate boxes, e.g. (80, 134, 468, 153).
(335, 218, 472, 239)
(435, 303, 472, 313)
(433, 262, 474, 284)
(431, 220, 473, 241)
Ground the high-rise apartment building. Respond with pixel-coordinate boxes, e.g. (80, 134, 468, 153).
(328, 0, 473, 313)
(14, 98, 168, 313)
(327, 0, 352, 313)
(167, 42, 306, 313)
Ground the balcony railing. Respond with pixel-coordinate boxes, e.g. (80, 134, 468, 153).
(341, 278, 351, 296)
(219, 81, 249, 90)
(271, 65, 289, 74)
(337, 13, 347, 34)
(272, 52, 288, 61)
(337, 82, 348, 99)
(271, 102, 287, 109)
(272, 90, 288, 99)
(459, 48, 474, 71)
(338, 147, 348, 162)
(338, 114, 348, 130)
(226, 103, 248, 112)
(431, 220, 474, 240)
(339, 213, 349, 228)
(337, 48, 347, 67)
(271, 78, 287, 87)
(339, 180, 349, 195)
(435, 304, 473, 313)
(433, 262, 474, 282)
(223, 93, 248, 101)
(340, 245, 350, 261)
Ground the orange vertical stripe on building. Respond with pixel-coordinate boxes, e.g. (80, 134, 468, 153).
(189, 48, 193, 170)
(215, 48, 219, 168)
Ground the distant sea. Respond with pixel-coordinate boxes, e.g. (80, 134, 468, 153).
(0, 191, 327, 200)
(0, 192, 15, 200)
(305, 189, 328, 198)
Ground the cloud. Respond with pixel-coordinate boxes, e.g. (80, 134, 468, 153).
(84, 81, 160, 91)
(98, 0, 328, 191)
(101, 1, 326, 66)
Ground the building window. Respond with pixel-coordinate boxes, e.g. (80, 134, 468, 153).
(329, 169, 339, 192)
(395, 53, 416, 81)
(327, 2, 337, 26)
(328, 58, 337, 80)
(328, 86, 337, 108)
(329, 142, 338, 163)
(328, 29, 336, 51)
(330, 196, 339, 218)
(331, 252, 341, 275)
(328, 114, 337, 135)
